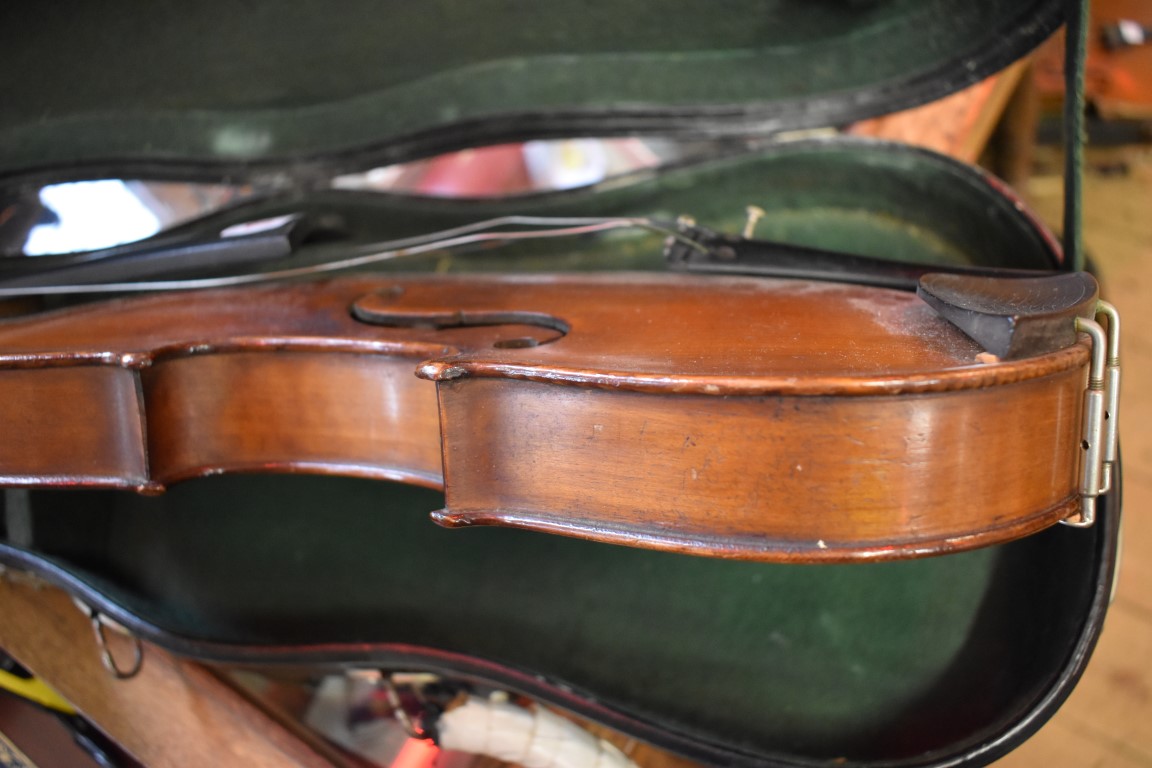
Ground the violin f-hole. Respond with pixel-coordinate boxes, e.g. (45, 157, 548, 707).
(351, 286, 569, 347)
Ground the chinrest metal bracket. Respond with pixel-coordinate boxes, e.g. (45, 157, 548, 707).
(1065, 301, 1120, 527)
(917, 272, 1120, 527)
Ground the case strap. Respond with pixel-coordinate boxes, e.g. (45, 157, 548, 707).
(1063, 0, 1089, 272)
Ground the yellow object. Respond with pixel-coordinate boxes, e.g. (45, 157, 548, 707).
(0, 668, 75, 715)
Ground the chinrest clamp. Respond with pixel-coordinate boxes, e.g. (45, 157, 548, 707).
(1065, 300, 1121, 527)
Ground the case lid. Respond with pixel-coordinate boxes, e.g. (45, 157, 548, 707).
(1, 1, 1062, 180)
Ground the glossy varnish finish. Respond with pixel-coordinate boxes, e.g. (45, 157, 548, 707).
(0, 273, 1091, 560)
(435, 373, 1083, 560)
(143, 351, 443, 488)
(0, 366, 147, 487)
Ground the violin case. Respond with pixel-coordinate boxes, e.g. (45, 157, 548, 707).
(0, 2, 1122, 766)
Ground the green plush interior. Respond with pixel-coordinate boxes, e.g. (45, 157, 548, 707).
(1, 0, 1060, 176)
(150, 140, 1059, 281)
(391, 142, 1060, 269)
(20, 477, 1089, 762)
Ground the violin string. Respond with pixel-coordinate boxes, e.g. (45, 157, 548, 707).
(0, 216, 706, 297)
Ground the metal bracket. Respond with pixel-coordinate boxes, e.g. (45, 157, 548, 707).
(88, 609, 143, 680)
(1098, 301, 1121, 494)
(1064, 301, 1121, 527)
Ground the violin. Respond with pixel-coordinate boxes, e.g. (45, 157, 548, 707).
(0, 221, 1121, 562)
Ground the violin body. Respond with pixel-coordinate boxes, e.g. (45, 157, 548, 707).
(0, 272, 1091, 561)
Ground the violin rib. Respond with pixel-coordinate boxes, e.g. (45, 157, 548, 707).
(0, 273, 1089, 561)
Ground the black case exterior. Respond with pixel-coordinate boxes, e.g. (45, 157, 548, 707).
(1, 1, 1063, 183)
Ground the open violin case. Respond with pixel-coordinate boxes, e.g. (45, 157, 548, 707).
(0, 1, 1123, 766)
